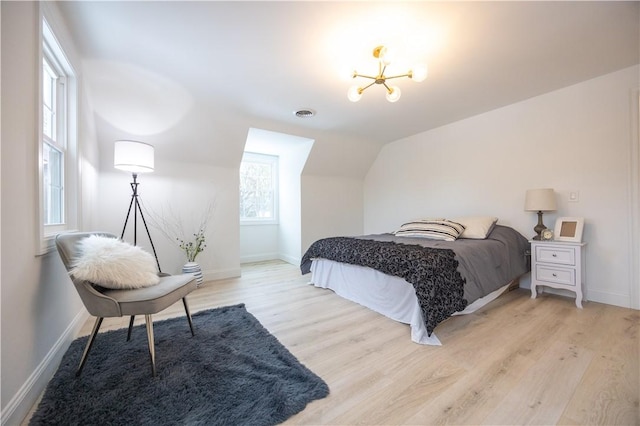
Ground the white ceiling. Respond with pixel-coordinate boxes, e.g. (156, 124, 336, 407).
(57, 1, 639, 173)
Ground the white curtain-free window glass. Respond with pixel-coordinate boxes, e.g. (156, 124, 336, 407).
(42, 53, 65, 226)
(240, 152, 278, 223)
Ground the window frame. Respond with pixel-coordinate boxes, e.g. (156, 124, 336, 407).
(239, 152, 279, 225)
(42, 46, 66, 229)
(38, 14, 79, 254)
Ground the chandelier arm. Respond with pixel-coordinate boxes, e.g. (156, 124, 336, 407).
(360, 80, 377, 92)
(353, 73, 378, 80)
(382, 82, 393, 93)
(384, 73, 412, 80)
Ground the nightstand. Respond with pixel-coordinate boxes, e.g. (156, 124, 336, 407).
(529, 240, 586, 308)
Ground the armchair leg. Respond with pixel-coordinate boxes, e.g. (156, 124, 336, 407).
(145, 314, 156, 377)
(76, 317, 103, 377)
(182, 297, 195, 336)
(127, 315, 135, 341)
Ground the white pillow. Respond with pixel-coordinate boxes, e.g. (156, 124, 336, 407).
(394, 219, 465, 241)
(70, 235, 160, 289)
(452, 216, 498, 239)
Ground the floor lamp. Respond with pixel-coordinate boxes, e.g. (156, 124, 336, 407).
(114, 140, 162, 273)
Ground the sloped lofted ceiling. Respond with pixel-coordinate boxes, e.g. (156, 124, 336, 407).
(57, 1, 639, 176)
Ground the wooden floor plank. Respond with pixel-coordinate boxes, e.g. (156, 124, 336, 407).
(559, 306, 640, 425)
(483, 340, 594, 425)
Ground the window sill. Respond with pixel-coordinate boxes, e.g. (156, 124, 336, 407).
(240, 221, 279, 227)
(38, 227, 79, 256)
(37, 234, 57, 256)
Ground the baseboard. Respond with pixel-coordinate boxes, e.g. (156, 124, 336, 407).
(586, 289, 632, 309)
(1, 308, 89, 426)
(279, 253, 300, 266)
(239, 253, 301, 266)
(203, 267, 241, 282)
(239, 252, 279, 264)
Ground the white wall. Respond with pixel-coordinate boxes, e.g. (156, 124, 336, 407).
(96, 160, 241, 281)
(278, 137, 313, 264)
(365, 65, 640, 309)
(301, 175, 364, 252)
(240, 224, 279, 263)
(0, 2, 100, 424)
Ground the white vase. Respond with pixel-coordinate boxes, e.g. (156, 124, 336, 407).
(182, 262, 204, 287)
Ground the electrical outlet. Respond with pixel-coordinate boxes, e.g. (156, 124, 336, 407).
(568, 191, 580, 203)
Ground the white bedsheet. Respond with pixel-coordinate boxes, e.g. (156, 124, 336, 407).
(309, 258, 510, 345)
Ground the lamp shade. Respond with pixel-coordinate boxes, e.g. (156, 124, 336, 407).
(386, 86, 401, 103)
(347, 85, 363, 102)
(524, 188, 556, 212)
(411, 64, 428, 83)
(114, 140, 154, 173)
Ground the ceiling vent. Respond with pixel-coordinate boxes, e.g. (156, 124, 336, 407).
(294, 109, 316, 118)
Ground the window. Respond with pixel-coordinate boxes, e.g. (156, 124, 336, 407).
(239, 152, 278, 224)
(39, 16, 78, 253)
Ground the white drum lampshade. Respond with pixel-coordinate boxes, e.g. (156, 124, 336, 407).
(114, 140, 155, 173)
(524, 188, 557, 212)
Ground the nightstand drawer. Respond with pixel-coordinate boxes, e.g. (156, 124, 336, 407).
(535, 265, 576, 286)
(535, 246, 575, 266)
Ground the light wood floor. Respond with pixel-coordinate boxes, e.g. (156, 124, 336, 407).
(44, 261, 640, 424)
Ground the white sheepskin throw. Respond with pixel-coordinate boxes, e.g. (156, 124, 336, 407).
(70, 235, 160, 289)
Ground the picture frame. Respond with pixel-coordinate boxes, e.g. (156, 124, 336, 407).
(553, 217, 584, 242)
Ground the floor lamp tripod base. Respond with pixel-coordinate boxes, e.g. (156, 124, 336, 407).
(120, 173, 162, 273)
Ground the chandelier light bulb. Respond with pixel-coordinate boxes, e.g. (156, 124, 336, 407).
(378, 46, 394, 66)
(411, 64, 428, 82)
(347, 85, 363, 102)
(386, 86, 401, 103)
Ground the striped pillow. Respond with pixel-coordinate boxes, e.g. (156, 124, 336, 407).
(394, 219, 466, 241)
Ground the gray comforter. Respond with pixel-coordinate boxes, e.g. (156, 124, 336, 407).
(359, 225, 530, 303)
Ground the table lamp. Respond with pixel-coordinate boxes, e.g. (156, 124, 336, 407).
(524, 188, 557, 240)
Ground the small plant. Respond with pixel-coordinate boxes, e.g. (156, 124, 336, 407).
(179, 229, 207, 262)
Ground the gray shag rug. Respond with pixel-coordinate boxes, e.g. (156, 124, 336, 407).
(30, 304, 329, 425)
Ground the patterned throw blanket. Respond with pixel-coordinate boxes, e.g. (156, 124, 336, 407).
(300, 237, 468, 335)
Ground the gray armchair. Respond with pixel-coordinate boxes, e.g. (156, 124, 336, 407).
(56, 231, 197, 377)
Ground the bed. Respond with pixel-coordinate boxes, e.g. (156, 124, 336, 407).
(300, 218, 530, 345)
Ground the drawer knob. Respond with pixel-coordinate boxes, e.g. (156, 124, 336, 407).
(552, 253, 557, 257)
(552, 273, 557, 277)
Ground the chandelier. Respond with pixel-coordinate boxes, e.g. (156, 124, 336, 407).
(347, 45, 427, 103)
